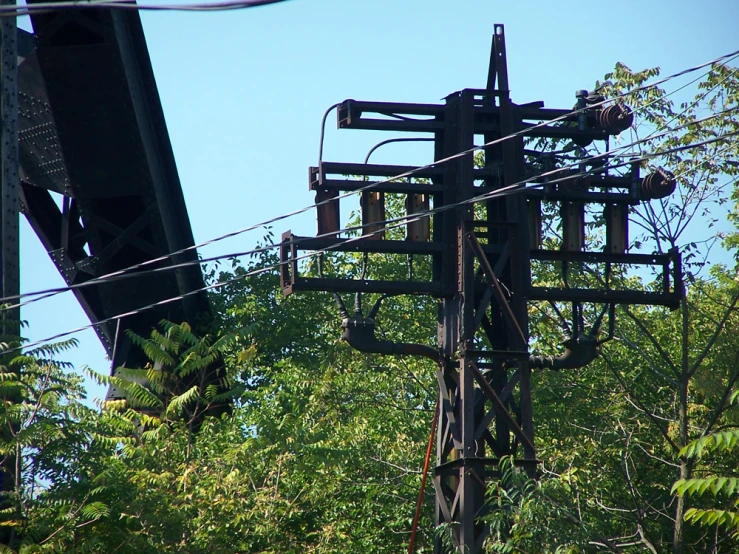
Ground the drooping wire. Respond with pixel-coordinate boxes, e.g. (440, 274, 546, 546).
(5, 128, 737, 355)
(624, 53, 739, 158)
(14, 46, 735, 312)
(3, 107, 737, 310)
(0, 0, 290, 17)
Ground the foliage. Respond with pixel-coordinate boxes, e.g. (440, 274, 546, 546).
(88, 321, 243, 430)
(0, 60, 738, 554)
(672, 390, 739, 539)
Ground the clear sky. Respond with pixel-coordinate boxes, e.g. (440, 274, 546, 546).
(17, 0, 739, 401)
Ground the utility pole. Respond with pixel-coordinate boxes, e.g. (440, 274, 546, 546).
(0, 0, 20, 545)
(281, 24, 681, 553)
(1, 0, 18, 337)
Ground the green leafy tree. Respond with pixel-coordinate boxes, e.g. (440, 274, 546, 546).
(2, 59, 738, 554)
(516, 60, 739, 553)
(672, 389, 739, 540)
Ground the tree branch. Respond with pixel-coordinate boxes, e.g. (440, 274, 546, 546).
(622, 307, 680, 378)
(615, 336, 679, 388)
(700, 347, 739, 437)
(602, 353, 680, 453)
(688, 291, 739, 378)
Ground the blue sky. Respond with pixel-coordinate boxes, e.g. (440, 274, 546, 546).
(18, 0, 739, 401)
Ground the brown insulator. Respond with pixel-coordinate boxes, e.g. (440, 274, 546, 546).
(561, 201, 585, 252)
(558, 171, 588, 195)
(599, 103, 634, 134)
(361, 190, 386, 240)
(316, 189, 340, 237)
(604, 203, 629, 254)
(405, 193, 430, 242)
(641, 168, 676, 199)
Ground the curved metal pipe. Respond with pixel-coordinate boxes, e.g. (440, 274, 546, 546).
(364, 137, 435, 165)
(318, 102, 342, 166)
(342, 322, 440, 362)
(333, 293, 349, 321)
(333, 293, 440, 363)
(529, 334, 598, 370)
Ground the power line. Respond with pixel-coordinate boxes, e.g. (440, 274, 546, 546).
(628, 54, 739, 157)
(9, 127, 738, 355)
(0, 0, 290, 17)
(16, 46, 737, 312)
(5, 49, 737, 350)
(4, 105, 737, 309)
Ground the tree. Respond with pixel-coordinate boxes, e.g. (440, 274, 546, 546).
(2, 60, 738, 554)
(509, 60, 739, 553)
(672, 389, 739, 542)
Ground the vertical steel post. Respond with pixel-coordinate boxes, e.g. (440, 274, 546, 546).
(434, 90, 490, 554)
(0, 1, 19, 544)
(493, 27, 535, 470)
(435, 26, 535, 553)
(0, 0, 19, 336)
(456, 89, 483, 553)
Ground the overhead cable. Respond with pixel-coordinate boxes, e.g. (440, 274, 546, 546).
(16, 47, 738, 310)
(4, 105, 737, 308)
(8, 128, 738, 355)
(0, 0, 289, 17)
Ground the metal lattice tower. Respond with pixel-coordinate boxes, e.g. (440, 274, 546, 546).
(282, 24, 681, 553)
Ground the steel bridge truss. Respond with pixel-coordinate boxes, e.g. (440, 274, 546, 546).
(12, 7, 215, 400)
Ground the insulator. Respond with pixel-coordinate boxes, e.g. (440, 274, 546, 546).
(558, 172, 588, 195)
(361, 191, 385, 240)
(640, 168, 676, 200)
(561, 202, 585, 252)
(406, 194, 430, 242)
(604, 203, 629, 254)
(598, 103, 634, 135)
(316, 189, 340, 237)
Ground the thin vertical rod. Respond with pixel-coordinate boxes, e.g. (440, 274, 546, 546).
(408, 399, 439, 554)
(0, 3, 19, 547)
(0, 0, 19, 336)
